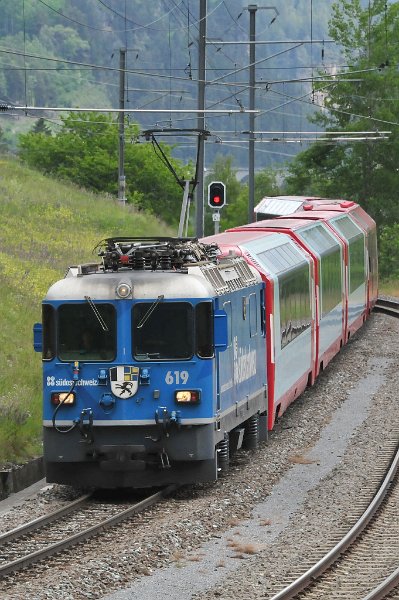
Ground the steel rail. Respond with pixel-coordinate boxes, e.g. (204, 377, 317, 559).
(0, 493, 91, 545)
(268, 445, 399, 600)
(0, 485, 176, 578)
(374, 298, 399, 318)
(362, 567, 399, 600)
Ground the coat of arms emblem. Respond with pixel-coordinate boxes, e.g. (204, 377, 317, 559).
(110, 366, 139, 398)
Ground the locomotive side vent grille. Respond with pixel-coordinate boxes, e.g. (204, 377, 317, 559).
(227, 279, 241, 292)
(201, 265, 229, 295)
(200, 258, 258, 295)
(234, 260, 258, 286)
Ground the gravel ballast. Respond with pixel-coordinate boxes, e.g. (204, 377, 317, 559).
(0, 311, 397, 600)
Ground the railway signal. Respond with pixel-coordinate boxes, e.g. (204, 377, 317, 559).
(208, 181, 226, 209)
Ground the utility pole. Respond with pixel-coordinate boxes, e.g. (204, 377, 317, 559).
(248, 5, 257, 224)
(118, 48, 127, 205)
(196, 0, 207, 238)
(246, 6, 278, 222)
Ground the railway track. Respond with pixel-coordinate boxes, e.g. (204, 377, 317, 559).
(1, 299, 396, 592)
(0, 486, 175, 578)
(267, 440, 399, 600)
(374, 298, 399, 318)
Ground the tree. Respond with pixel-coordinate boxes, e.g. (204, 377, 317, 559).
(31, 118, 52, 136)
(18, 112, 186, 225)
(286, 0, 399, 230)
(254, 168, 281, 204)
(379, 223, 399, 280)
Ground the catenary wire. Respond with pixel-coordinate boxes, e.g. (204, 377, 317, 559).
(267, 85, 399, 127)
(36, 0, 188, 33)
(0, 45, 296, 91)
(35, 0, 225, 35)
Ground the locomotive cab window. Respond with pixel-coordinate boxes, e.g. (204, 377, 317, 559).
(133, 302, 194, 360)
(42, 304, 56, 360)
(195, 302, 213, 358)
(58, 303, 116, 361)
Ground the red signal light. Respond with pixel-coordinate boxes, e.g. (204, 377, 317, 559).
(208, 182, 226, 209)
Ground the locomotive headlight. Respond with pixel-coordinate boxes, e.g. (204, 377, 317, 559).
(51, 392, 76, 405)
(116, 282, 132, 298)
(175, 390, 200, 404)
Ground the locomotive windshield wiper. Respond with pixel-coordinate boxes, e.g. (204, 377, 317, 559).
(84, 296, 109, 331)
(136, 295, 164, 329)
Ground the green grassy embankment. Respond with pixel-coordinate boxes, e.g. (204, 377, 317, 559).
(0, 157, 173, 464)
(379, 279, 399, 297)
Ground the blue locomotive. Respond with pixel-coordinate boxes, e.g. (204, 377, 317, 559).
(34, 238, 268, 488)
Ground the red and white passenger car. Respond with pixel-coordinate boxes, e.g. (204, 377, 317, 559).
(203, 198, 378, 431)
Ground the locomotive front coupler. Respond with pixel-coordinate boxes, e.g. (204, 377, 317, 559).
(146, 407, 181, 442)
(75, 408, 94, 444)
(151, 407, 181, 439)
